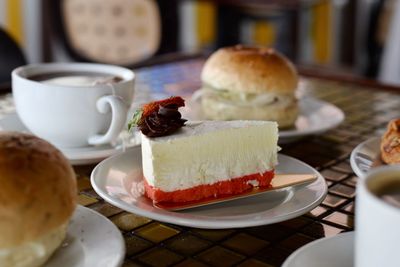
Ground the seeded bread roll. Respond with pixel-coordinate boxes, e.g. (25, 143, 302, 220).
(200, 45, 299, 128)
(0, 132, 77, 267)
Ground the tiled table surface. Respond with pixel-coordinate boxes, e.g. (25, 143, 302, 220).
(1, 59, 400, 267)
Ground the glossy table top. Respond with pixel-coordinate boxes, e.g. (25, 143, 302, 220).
(1, 58, 399, 267)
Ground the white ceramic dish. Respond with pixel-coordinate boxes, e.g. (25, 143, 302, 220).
(0, 113, 140, 165)
(12, 63, 135, 148)
(181, 97, 345, 144)
(350, 137, 380, 178)
(45, 205, 125, 267)
(90, 146, 327, 229)
(282, 231, 354, 267)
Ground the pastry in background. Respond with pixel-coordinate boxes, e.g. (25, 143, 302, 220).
(381, 119, 400, 164)
(0, 132, 77, 267)
(200, 45, 299, 128)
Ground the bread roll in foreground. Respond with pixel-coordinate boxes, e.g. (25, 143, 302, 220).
(201, 45, 299, 128)
(0, 132, 77, 267)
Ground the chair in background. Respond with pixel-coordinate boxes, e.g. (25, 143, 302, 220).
(364, 0, 385, 78)
(0, 28, 26, 85)
(378, 0, 400, 85)
(363, 0, 400, 85)
(43, 0, 179, 67)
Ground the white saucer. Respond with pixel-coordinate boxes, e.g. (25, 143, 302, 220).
(282, 231, 354, 267)
(90, 146, 327, 229)
(181, 97, 345, 144)
(45, 205, 125, 267)
(350, 137, 380, 178)
(0, 113, 140, 165)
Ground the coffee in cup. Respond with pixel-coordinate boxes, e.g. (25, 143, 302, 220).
(374, 180, 400, 208)
(27, 71, 124, 85)
(12, 63, 135, 148)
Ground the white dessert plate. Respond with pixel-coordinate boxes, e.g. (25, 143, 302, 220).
(282, 231, 354, 267)
(90, 146, 328, 229)
(0, 113, 140, 165)
(181, 97, 345, 144)
(350, 137, 381, 178)
(45, 205, 125, 267)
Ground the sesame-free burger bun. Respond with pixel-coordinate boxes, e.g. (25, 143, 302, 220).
(0, 132, 77, 267)
(202, 96, 298, 128)
(201, 45, 298, 95)
(200, 46, 299, 128)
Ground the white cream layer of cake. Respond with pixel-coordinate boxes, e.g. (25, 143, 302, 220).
(141, 121, 279, 192)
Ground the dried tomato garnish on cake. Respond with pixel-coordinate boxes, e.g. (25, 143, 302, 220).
(128, 96, 186, 137)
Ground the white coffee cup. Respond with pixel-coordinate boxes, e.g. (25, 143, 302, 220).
(355, 165, 400, 267)
(12, 63, 135, 148)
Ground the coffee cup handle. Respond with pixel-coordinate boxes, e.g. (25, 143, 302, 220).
(88, 95, 128, 146)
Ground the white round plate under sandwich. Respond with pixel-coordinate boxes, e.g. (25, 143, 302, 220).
(183, 96, 344, 144)
(91, 114, 327, 229)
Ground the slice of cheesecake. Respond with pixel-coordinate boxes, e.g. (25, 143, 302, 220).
(141, 120, 279, 203)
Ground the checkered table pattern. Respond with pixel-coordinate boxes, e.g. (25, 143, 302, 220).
(2, 59, 399, 267)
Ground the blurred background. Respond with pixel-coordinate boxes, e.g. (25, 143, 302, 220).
(1, 0, 399, 85)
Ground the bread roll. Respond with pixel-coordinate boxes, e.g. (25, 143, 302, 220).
(200, 45, 299, 128)
(381, 119, 400, 164)
(0, 132, 77, 267)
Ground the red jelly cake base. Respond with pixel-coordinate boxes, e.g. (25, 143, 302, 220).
(144, 170, 275, 203)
